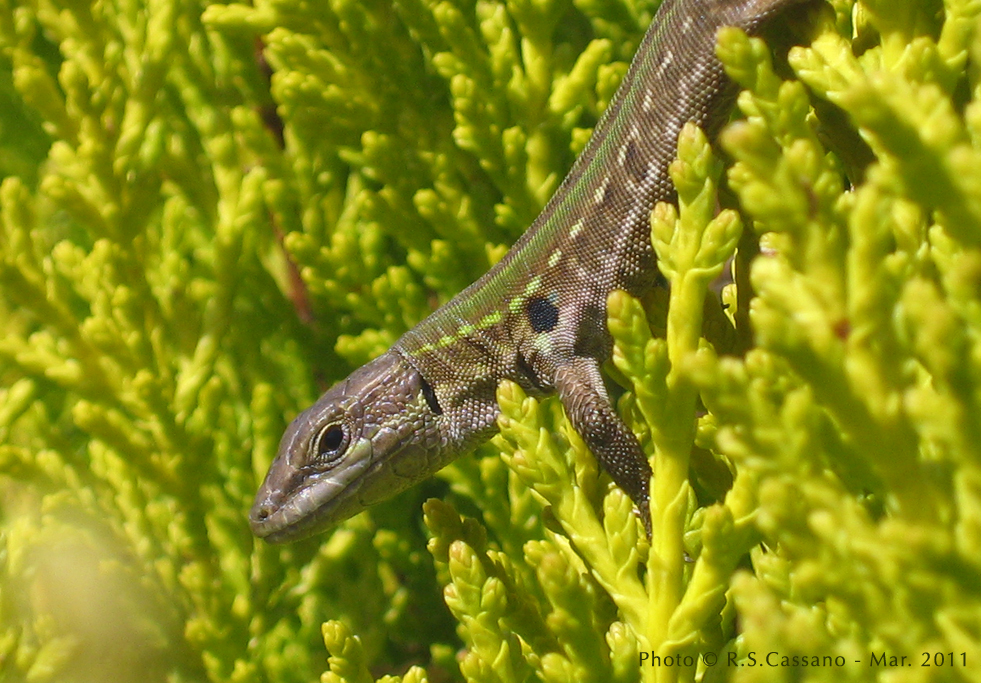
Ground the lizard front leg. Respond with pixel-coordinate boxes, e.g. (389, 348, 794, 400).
(554, 356, 653, 536)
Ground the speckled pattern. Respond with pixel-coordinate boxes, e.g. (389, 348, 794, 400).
(252, 0, 807, 543)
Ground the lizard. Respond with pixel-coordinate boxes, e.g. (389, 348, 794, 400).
(251, 0, 807, 543)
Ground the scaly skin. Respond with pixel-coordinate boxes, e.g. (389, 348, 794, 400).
(251, 0, 807, 543)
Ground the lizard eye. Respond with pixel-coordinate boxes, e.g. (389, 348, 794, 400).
(314, 424, 347, 463)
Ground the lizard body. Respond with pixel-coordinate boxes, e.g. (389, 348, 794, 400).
(251, 0, 805, 542)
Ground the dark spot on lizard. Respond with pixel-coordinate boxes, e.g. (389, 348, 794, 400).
(526, 296, 559, 333)
(515, 354, 549, 394)
(572, 303, 609, 358)
(622, 138, 648, 182)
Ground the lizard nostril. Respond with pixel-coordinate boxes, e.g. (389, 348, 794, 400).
(251, 501, 274, 523)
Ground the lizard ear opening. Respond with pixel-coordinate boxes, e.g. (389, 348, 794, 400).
(419, 376, 442, 415)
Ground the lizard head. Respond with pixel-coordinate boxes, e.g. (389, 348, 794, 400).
(250, 350, 446, 542)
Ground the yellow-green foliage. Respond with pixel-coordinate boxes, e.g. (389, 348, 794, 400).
(1, 0, 980, 682)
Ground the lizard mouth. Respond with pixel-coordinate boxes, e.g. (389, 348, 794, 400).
(249, 438, 373, 543)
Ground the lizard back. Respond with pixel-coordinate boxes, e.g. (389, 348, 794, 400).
(394, 0, 801, 443)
